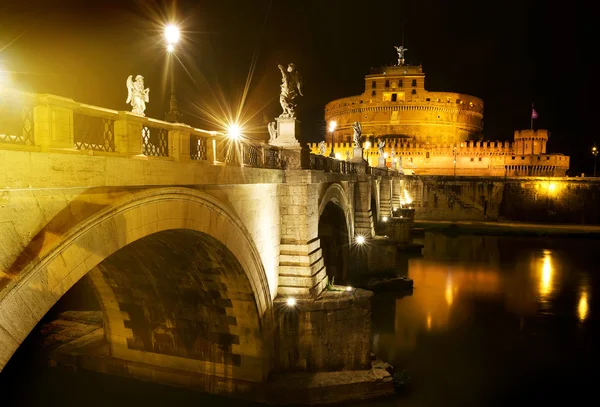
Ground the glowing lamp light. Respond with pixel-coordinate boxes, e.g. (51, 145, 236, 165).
(355, 235, 366, 245)
(227, 123, 242, 140)
(346, 286, 353, 292)
(328, 120, 337, 133)
(335, 152, 342, 160)
(286, 297, 296, 307)
(365, 141, 371, 149)
(383, 152, 389, 158)
(165, 24, 181, 44)
(167, 43, 175, 53)
(393, 207, 398, 212)
(382, 216, 389, 222)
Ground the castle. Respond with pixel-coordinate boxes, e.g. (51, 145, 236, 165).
(310, 60, 569, 177)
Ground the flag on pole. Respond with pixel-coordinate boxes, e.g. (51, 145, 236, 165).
(531, 104, 538, 119)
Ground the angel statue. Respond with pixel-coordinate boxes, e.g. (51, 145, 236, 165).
(319, 141, 327, 155)
(268, 121, 278, 142)
(278, 63, 303, 118)
(352, 122, 363, 146)
(377, 139, 385, 155)
(126, 75, 149, 116)
(394, 45, 408, 66)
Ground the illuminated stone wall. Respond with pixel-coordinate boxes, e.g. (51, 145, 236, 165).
(403, 176, 600, 224)
(324, 65, 484, 146)
(308, 134, 570, 177)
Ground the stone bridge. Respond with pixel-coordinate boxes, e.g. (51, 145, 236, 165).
(0, 90, 409, 402)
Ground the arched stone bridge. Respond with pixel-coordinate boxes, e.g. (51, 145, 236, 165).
(0, 90, 408, 402)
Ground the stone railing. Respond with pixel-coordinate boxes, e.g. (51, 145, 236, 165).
(309, 154, 357, 174)
(0, 89, 285, 169)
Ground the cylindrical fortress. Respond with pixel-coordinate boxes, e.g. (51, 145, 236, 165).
(324, 65, 484, 145)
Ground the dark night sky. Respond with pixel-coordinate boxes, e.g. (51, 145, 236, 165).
(0, 0, 595, 175)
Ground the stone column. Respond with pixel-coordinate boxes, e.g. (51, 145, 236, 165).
(379, 177, 393, 220)
(354, 175, 375, 238)
(168, 127, 190, 161)
(33, 95, 75, 151)
(114, 113, 144, 156)
(278, 177, 327, 297)
(392, 177, 403, 210)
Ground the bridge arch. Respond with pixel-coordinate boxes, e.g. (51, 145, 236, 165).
(0, 188, 273, 383)
(318, 183, 353, 284)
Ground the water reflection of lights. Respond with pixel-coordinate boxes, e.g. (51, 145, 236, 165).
(578, 292, 588, 322)
(426, 313, 432, 330)
(445, 274, 454, 306)
(539, 250, 554, 297)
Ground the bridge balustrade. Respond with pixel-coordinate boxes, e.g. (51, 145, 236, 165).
(0, 92, 35, 146)
(309, 154, 357, 174)
(0, 89, 288, 170)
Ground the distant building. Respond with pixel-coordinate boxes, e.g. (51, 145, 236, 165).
(313, 63, 569, 177)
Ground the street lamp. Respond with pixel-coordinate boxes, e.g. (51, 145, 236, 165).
(453, 146, 457, 177)
(328, 121, 337, 158)
(593, 144, 598, 177)
(164, 24, 181, 123)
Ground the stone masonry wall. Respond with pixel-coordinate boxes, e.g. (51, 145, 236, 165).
(404, 176, 600, 224)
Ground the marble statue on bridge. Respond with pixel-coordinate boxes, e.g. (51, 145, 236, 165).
(126, 75, 149, 116)
(352, 122, 363, 146)
(278, 63, 303, 118)
(268, 121, 277, 142)
(377, 139, 385, 155)
(319, 141, 326, 155)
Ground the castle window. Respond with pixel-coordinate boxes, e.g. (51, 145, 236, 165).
(426, 152, 430, 159)
(512, 157, 515, 160)
(385, 80, 390, 88)
(478, 157, 482, 162)
(411, 89, 416, 95)
(456, 99, 461, 104)
(546, 156, 550, 160)
(372, 80, 376, 88)
(426, 98, 431, 102)
(411, 79, 417, 87)
(398, 80, 403, 87)
(372, 90, 376, 96)
(470, 158, 474, 162)
(391, 93, 397, 102)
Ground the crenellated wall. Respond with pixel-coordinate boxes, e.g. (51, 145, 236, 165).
(308, 139, 570, 177)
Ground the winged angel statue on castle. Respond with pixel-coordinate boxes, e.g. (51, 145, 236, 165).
(126, 75, 149, 116)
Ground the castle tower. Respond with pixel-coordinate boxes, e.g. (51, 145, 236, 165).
(513, 129, 549, 155)
(324, 65, 484, 146)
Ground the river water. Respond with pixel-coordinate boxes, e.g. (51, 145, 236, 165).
(1, 232, 598, 406)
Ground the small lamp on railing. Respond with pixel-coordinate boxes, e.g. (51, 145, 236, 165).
(328, 120, 337, 158)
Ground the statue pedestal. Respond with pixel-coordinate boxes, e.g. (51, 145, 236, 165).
(269, 117, 300, 148)
(378, 156, 387, 169)
(351, 147, 365, 163)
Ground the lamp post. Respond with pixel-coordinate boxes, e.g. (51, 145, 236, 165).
(328, 120, 337, 158)
(453, 146, 457, 177)
(164, 24, 181, 123)
(593, 144, 598, 177)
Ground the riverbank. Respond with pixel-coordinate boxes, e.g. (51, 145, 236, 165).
(415, 220, 600, 238)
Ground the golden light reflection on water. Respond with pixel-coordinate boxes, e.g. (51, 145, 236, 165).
(539, 250, 554, 298)
(426, 313, 432, 330)
(578, 292, 589, 322)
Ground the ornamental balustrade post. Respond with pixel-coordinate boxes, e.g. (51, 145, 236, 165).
(114, 112, 143, 156)
(33, 94, 75, 151)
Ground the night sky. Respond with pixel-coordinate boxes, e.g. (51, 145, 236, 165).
(0, 0, 594, 175)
